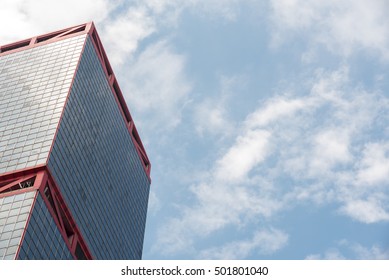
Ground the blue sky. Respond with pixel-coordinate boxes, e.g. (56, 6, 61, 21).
(2, 0, 389, 259)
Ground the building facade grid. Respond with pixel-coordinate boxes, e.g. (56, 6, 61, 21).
(47, 36, 150, 259)
(0, 22, 151, 260)
(18, 193, 73, 260)
(0, 35, 85, 174)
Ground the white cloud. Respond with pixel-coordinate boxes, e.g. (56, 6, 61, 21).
(306, 241, 389, 259)
(194, 75, 245, 137)
(199, 228, 288, 259)
(194, 100, 228, 136)
(306, 248, 346, 260)
(340, 199, 389, 224)
(122, 40, 192, 130)
(156, 64, 389, 259)
(154, 124, 279, 255)
(277, 69, 389, 221)
(279, 69, 389, 221)
(155, 217, 195, 255)
(144, 0, 246, 22)
(147, 189, 161, 215)
(309, 129, 352, 174)
(352, 243, 389, 259)
(1, 0, 260, 137)
(155, 178, 282, 256)
(0, 0, 113, 45)
(0, 0, 248, 66)
(156, 65, 389, 256)
(356, 143, 389, 186)
(0, 0, 155, 69)
(245, 97, 307, 128)
(143, 0, 184, 16)
(8, 0, 386, 259)
(270, 0, 389, 60)
(215, 129, 270, 183)
(190, 0, 243, 21)
(99, 7, 156, 66)
(270, 0, 319, 31)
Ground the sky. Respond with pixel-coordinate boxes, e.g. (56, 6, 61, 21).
(1, 0, 389, 260)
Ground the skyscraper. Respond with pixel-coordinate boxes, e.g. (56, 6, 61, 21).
(0, 22, 151, 260)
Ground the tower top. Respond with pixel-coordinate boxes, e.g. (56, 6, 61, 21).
(0, 22, 94, 56)
(0, 22, 151, 181)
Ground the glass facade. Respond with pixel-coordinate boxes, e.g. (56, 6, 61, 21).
(0, 191, 36, 260)
(47, 36, 150, 259)
(0, 35, 85, 174)
(0, 23, 150, 260)
(18, 193, 73, 260)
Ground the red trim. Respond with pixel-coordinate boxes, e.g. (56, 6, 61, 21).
(1, 167, 93, 260)
(0, 22, 151, 182)
(86, 23, 151, 182)
(39, 169, 93, 259)
(0, 165, 46, 198)
(0, 164, 46, 181)
(0, 23, 89, 57)
(0, 174, 36, 195)
(14, 190, 39, 260)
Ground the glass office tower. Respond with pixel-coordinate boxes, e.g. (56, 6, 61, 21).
(0, 23, 151, 259)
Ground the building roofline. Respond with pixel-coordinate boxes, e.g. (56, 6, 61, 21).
(0, 22, 92, 56)
(86, 23, 151, 182)
(0, 22, 151, 182)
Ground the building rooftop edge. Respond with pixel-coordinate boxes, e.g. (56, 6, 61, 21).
(0, 22, 151, 182)
(0, 22, 92, 56)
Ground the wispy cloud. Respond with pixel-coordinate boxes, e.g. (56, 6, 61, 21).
(1, 0, 257, 136)
(339, 198, 389, 224)
(306, 240, 389, 259)
(270, 0, 389, 60)
(199, 228, 288, 259)
(245, 97, 307, 128)
(0, 0, 113, 44)
(355, 143, 389, 186)
(154, 128, 281, 255)
(306, 248, 346, 260)
(214, 129, 270, 183)
(4, 0, 389, 260)
(143, 0, 247, 22)
(122, 40, 192, 130)
(147, 189, 161, 216)
(99, 7, 156, 66)
(155, 66, 389, 256)
(193, 75, 245, 137)
(351, 243, 389, 259)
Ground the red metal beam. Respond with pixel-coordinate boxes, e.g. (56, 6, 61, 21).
(86, 23, 151, 181)
(0, 22, 152, 182)
(0, 23, 90, 57)
(1, 167, 94, 260)
(0, 165, 45, 198)
(39, 169, 93, 259)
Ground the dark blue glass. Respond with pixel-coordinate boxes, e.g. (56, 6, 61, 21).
(48, 36, 150, 259)
(18, 194, 73, 260)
